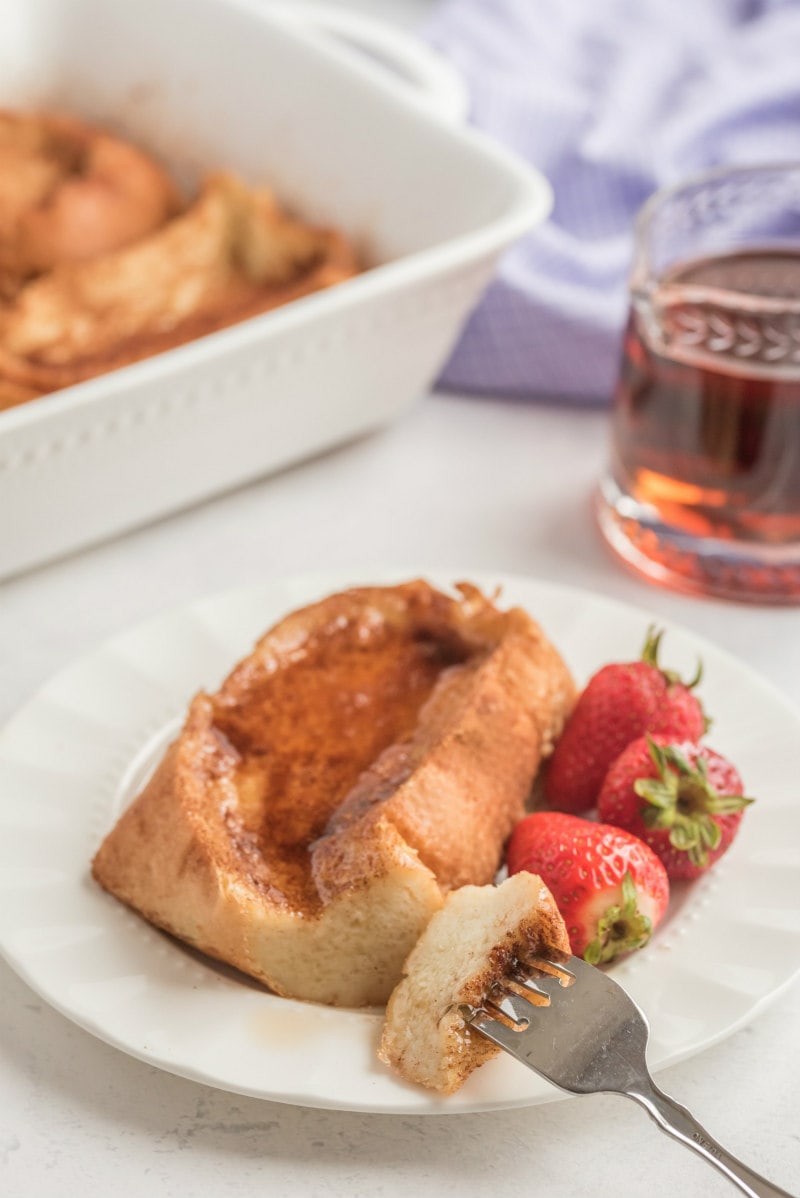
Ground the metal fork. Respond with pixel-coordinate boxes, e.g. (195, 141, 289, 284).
(463, 954, 796, 1198)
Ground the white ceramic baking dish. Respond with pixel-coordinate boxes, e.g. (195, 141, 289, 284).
(0, 0, 551, 579)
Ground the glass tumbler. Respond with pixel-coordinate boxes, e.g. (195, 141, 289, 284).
(595, 163, 800, 603)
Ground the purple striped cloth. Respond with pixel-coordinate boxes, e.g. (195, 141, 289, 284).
(425, 0, 800, 402)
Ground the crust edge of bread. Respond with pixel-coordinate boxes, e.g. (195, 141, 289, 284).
(91, 580, 576, 1008)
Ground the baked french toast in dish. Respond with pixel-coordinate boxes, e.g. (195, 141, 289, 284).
(0, 109, 360, 411)
(92, 580, 576, 1007)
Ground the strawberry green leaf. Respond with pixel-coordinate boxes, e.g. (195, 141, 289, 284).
(638, 738, 752, 865)
(713, 793, 756, 814)
(583, 872, 653, 966)
(699, 816, 722, 851)
(635, 777, 677, 812)
(660, 742, 695, 775)
(669, 823, 699, 851)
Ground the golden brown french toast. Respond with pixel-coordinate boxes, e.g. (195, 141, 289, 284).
(92, 580, 576, 1007)
(0, 171, 358, 409)
(0, 109, 182, 297)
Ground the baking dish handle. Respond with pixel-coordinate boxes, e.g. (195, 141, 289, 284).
(269, 2, 470, 123)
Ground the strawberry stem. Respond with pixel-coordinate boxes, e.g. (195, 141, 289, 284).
(640, 625, 704, 692)
(583, 872, 653, 965)
(635, 736, 754, 867)
(640, 625, 664, 670)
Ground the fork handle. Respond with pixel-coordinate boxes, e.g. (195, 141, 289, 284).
(627, 1080, 796, 1197)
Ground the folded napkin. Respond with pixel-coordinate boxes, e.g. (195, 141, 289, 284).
(425, 0, 800, 402)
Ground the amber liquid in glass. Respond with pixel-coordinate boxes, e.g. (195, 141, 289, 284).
(611, 249, 800, 546)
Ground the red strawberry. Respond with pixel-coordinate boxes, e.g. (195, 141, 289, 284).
(544, 627, 706, 815)
(597, 735, 753, 880)
(505, 811, 670, 964)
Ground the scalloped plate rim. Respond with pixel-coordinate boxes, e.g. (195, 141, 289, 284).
(0, 567, 798, 1114)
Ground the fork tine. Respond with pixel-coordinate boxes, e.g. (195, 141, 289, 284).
(504, 974, 552, 1007)
(513, 958, 576, 999)
(473, 956, 576, 1028)
(482, 997, 528, 1030)
(482, 983, 551, 1030)
(524, 955, 576, 985)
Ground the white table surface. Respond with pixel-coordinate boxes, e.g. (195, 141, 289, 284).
(2, 2, 799, 1196)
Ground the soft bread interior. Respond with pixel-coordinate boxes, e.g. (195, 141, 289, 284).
(378, 872, 570, 1094)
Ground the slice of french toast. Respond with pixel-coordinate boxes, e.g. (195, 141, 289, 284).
(92, 580, 575, 1007)
(378, 872, 570, 1093)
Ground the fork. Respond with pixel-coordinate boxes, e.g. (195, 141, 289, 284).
(463, 954, 796, 1198)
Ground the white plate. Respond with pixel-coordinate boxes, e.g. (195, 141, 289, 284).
(1, 570, 798, 1114)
